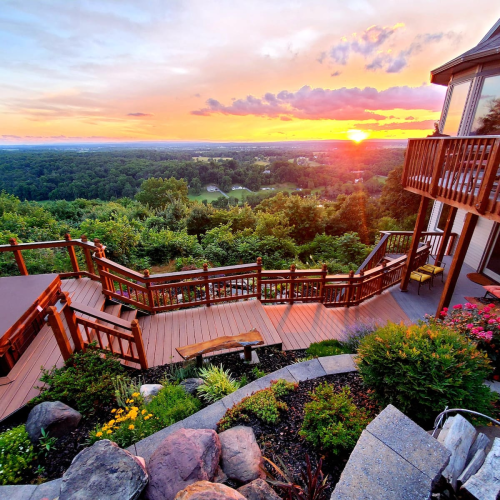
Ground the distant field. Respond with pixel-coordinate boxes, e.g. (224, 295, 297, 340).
(374, 175, 388, 184)
(192, 157, 233, 162)
(188, 188, 249, 203)
(254, 160, 270, 166)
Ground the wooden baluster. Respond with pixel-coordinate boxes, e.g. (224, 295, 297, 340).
(46, 305, 73, 361)
(256, 257, 262, 301)
(319, 263, 327, 303)
(64, 233, 80, 275)
(429, 140, 447, 197)
(80, 235, 96, 275)
(378, 262, 387, 293)
(346, 270, 355, 306)
(131, 319, 148, 369)
(94, 242, 111, 295)
(289, 264, 296, 305)
(60, 292, 84, 352)
(203, 263, 211, 307)
(9, 238, 28, 275)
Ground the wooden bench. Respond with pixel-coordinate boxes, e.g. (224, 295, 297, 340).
(176, 329, 264, 367)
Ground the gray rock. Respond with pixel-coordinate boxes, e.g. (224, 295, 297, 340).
(140, 384, 164, 402)
(458, 450, 486, 487)
(238, 478, 281, 500)
(145, 428, 221, 500)
(462, 437, 500, 500)
(437, 415, 476, 490)
(0, 485, 36, 500)
(466, 432, 490, 466)
(331, 430, 436, 500)
(174, 481, 246, 499)
(26, 401, 82, 443)
(59, 439, 148, 500)
(181, 400, 228, 430)
(366, 404, 450, 484)
(32, 478, 62, 500)
(219, 426, 264, 484)
(180, 378, 204, 395)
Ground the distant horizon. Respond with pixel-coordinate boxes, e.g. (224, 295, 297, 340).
(1, 1, 498, 143)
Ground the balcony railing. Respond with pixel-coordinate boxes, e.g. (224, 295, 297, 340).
(403, 136, 500, 220)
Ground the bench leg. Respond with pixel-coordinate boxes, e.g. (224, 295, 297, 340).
(196, 354, 203, 368)
(244, 346, 252, 362)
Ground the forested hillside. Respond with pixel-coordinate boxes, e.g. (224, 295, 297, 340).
(0, 162, 421, 277)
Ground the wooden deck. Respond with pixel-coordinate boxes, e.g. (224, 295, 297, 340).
(0, 279, 412, 421)
(0, 278, 105, 420)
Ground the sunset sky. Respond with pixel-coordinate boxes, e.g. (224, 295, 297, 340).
(0, 1, 498, 144)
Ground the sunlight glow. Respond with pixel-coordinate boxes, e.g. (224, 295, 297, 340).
(347, 129, 369, 143)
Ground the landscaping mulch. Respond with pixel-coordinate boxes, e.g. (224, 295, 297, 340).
(220, 371, 380, 498)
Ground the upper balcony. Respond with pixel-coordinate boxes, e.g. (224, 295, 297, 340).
(402, 136, 500, 222)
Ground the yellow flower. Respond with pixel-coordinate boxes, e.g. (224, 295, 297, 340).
(107, 430, 112, 434)
(132, 406, 139, 411)
(96, 432, 103, 437)
(144, 416, 149, 420)
(148, 414, 153, 418)
(142, 409, 147, 415)
(117, 409, 124, 414)
(109, 419, 115, 426)
(111, 409, 116, 413)
(132, 392, 140, 398)
(128, 424, 135, 430)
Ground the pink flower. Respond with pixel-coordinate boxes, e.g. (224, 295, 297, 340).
(488, 319, 496, 324)
(483, 314, 491, 319)
(466, 323, 474, 329)
(440, 309, 448, 317)
(442, 307, 448, 312)
(465, 302, 474, 309)
(453, 304, 463, 310)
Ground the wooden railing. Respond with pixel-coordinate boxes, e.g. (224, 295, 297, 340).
(93, 244, 430, 312)
(357, 231, 457, 273)
(0, 234, 100, 280)
(47, 292, 148, 369)
(403, 136, 500, 221)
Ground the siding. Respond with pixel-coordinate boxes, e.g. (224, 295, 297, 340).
(427, 201, 494, 270)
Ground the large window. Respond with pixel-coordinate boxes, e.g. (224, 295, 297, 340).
(470, 74, 500, 135)
(442, 81, 471, 136)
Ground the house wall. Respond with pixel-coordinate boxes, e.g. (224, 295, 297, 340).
(427, 201, 495, 269)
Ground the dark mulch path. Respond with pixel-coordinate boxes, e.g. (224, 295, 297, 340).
(220, 371, 379, 498)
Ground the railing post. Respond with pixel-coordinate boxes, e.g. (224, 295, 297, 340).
(346, 270, 355, 306)
(46, 305, 73, 361)
(289, 264, 296, 305)
(358, 269, 365, 302)
(256, 257, 262, 301)
(475, 138, 500, 214)
(320, 263, 327, 303)
(60, 292, 84, 352)
(377, 262, 387, 294)
(9, 238, 28, 275)
(80, 235, 96, 275)
(429, 140, 447, 197)
(203, 263, 211, 307)
(131, 319, 148, 369)
(143, 269, 156, 314)
(64, 233, 80, 274)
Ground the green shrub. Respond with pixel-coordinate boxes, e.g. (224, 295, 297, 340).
(357, 322, 496, 426)
(0, 425, 36, 485)
(306, 339, 353, 358)
(197, 364, 240, 403)
(299, 385, 370, 455)
(90, 384, 201, 447)
(32, 344, 125, 414)
(218, 379, 297, 431)
(147, 384, 201, 427)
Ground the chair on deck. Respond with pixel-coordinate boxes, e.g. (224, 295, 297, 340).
(483, 286, 500, 300)
(410, 271, 432, 295)
(418, 263, 445, 285)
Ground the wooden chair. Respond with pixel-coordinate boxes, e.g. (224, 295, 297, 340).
(418, 263, 445, 285)
(176, 329, 264, 367)
(409, 271, 432, 295)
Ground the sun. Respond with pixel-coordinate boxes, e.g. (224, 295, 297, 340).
(347, 129, 369, 143)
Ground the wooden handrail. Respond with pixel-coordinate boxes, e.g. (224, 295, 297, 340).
(70, 302, 135, 329)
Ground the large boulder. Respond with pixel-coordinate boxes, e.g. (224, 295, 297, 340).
(145, 428, 221, 500)
(59, 439, 148, 500)
(140, 384, 164, 403)
(180, 378, 204, 395)
(218, 426, 264, 484)
(174, 481, 246, 499)
(237, 478, 281, 500)
(26, 401, 81, 443)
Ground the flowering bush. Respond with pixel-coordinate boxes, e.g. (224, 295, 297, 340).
(436, 303, 500, 376)
(90, 384, 200, 448)
(0, 425, 35, 485)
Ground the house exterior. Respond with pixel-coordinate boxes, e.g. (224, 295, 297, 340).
(400, 19, 500, 314)
(426, 19, 500, 283)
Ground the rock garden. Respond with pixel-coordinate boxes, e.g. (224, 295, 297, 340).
(1, 302, 500, 499)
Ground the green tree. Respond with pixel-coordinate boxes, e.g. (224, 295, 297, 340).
(190, 177, 202, 195)
(135, 177, 188, 210)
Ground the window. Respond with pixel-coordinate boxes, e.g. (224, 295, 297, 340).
(442, 81, 471, 136)
(470, 74, 500, 135)
(436, 204, 451, 231)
